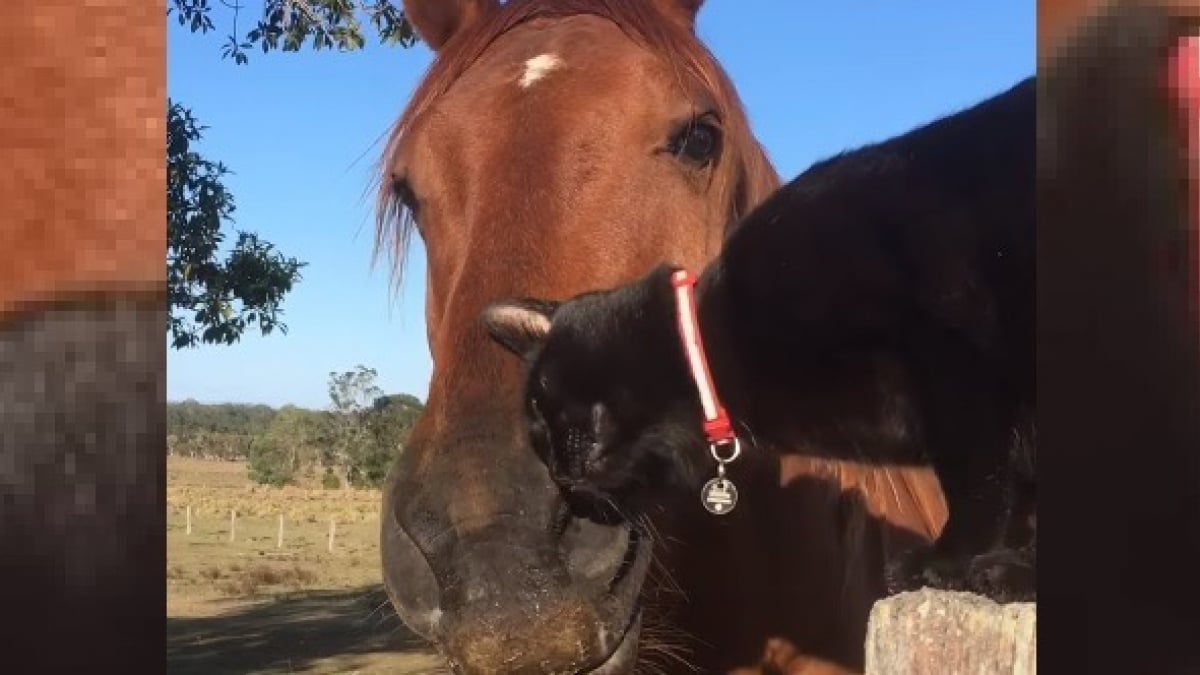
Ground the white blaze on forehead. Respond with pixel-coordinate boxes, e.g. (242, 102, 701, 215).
(519, 53, 564, 88)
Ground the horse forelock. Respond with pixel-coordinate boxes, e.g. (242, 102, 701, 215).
(371, 0, 779, 294)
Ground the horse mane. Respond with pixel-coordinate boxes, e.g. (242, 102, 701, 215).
(372, 0, 780, 288)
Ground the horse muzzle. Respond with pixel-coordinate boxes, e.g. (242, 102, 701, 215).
(380, 440, 653, 674)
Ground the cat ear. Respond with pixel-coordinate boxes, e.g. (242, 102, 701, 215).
(481, 298, 560, 357)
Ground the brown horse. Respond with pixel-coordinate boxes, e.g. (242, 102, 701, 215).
(376, 1, 946, 672)
(0, 0, 165, 671)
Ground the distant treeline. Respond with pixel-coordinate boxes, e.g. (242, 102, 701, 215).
(168, 400, 278, 438)
(168, 367, 425, 489)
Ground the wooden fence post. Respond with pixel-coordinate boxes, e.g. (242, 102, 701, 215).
(864, 589, 1036, 675)
(328, 518, 336, 552)
(277, 514, 284, 549)
(229, 509, 236, 542)
(185, 505, 191, 535)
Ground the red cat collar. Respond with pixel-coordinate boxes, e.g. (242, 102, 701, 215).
(670, 269, 741, 465)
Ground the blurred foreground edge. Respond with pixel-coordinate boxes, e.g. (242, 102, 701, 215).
(1039, 1, 1200, 673)
(0, 0, 166, 671)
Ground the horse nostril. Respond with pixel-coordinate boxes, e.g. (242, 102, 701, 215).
(380, 495, 443, 640)
(608, 525, 641, 592)
(559, 511, 633, 587)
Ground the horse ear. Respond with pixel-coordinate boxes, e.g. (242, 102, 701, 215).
(481, 299, 560, 357)
(403, 0, 498, 51)
(651, 0, 705, 30)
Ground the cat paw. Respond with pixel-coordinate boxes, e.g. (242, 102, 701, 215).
(964, 547, 1036, 602)
(885, 545, 1036, 603)
(884, 545, 968, 595)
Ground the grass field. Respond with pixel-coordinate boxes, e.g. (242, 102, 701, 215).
(167, 457, 444, 674)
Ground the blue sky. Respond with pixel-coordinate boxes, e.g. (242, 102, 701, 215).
(167, 2, 1034, 410)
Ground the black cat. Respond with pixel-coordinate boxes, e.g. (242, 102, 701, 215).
(483, 77, 1036, 601)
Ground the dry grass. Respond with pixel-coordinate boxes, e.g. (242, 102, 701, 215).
(167, 457, 442, 674)
(167, 456, 382, 525)
(167, 457, 386, 609)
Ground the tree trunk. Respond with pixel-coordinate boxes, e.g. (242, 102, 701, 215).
(864, 590, 1035, 675)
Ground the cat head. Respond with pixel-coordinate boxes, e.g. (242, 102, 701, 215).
(481, 265, 706, 516)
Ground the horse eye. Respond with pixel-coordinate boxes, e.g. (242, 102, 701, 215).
(669, 120, 721, 165)
(392, 176, 420, 219)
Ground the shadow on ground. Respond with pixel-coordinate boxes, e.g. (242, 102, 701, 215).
(168, 585, 443, 674)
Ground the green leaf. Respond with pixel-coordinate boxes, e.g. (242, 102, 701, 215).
(169, 1, 420, 61)
(166, 100, 306, 349)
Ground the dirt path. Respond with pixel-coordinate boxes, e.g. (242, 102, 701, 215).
(168, 586, 443, 674)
